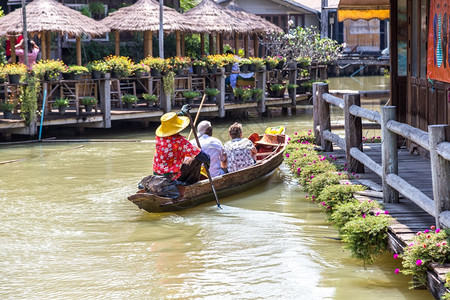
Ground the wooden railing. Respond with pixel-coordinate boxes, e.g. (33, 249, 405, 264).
(313, 82, 450, 229)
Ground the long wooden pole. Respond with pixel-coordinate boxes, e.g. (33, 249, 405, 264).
(187, 94, 206, 140)
(159, 0, 164, 58)
(46, 31, 51, 59)
(234, 32, 239, 54)
(253, 33, 259, 57)
(244, 34, 249, 58)
(10, 36, 17, 63)
(200, 33, 205, 56)
(181, 33, 185, 56)
(41, 31, 47, 60)
(76, 36, 82, 66)
(21, 0, 29, 67)
(215, 33, 220, 55)
(209, 33, 213, 55)
(176, 31, 181, 57)
(115, 30, 120, 56)
(144, 30, 152, 57)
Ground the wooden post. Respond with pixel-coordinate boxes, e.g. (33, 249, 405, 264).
(144, 30, 153, 57)
(429, 125, 450, 228)
(344, 93, 364, 173)
(114, 30, 120, 56)
(234, 32, 239, 54)
(253, 33, 259, 57)
(161, 78, 171, 113)
(256, 67, 266, 114)
(244, 34, 249, 58)
(181, 33, 185, 56)
(41, 31, 47, 60)
(10, 36, 17, 63)
(288, 69, 297, 105)
(209, 33, 214, 55)
(99, 77, 111, 128)
(176, 31, 181, 57)
(317, 83, 332, 151)
(201, 33, 205, 57)
(76, 36, 82, 66)
(46, 32, 51, 59)
(381, 106, 399, 203)
(219, 33, 223, 54)
(215, 33, 220, 55)
(218, 68, 226, 118)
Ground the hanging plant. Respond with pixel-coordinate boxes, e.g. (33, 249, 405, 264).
(163, 71, 175, 97)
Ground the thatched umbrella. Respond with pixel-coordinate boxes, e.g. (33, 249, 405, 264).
(0, 0, 109, 65)
(101, 0, 199, 57)
(225, 0, 283, 57)
(184, 0, 250, 55)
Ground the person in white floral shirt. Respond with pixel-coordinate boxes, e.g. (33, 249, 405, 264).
(223, 122, 257, 173)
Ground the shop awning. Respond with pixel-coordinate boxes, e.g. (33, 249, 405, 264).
(338, 0, 390, 22)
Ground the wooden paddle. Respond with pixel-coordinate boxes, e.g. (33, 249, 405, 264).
(187, 94, 207, 141)
(184, 107, 222, 209)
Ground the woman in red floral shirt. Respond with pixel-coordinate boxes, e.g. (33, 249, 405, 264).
(153, 112, 210, 184)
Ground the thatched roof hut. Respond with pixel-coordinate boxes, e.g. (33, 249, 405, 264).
(225, 0, 283, 34)
(101, 0, 198, 33)
(183, 0, 247, 33)
(0, 0, 109, 36)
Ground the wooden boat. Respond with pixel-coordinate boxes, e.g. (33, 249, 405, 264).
(128, 133, 288, 213)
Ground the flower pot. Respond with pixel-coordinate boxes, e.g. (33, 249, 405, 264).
(207, 66, 217, 74)
(150, 69, 160, 77)
(58, 106, 67, 115)
(248, 64, 256, 72)
(125, 102, 133, 109)
(8, 74, 21, 84)
(62, 72, 72, 80)
(234, 95, 243, 103)
(133, 71, 144, 78)
(193, 65, 203, 75)
(110, 70, 121, 79)
(44, 72, 61, 82)
(91, 70, 102, 79)
(276, 61, 284, 70)
(71, 73, 81, 80)
(224, 64, 233, 73)
(85, 105, 93, 113)
(276, 89, 285, 98)
(240, 64, 249, 73)
(207, 95, 216, 103)
(185, 97, 194, 105)
(265, 62, 273, 71)
(3, 110, 12, 119)
(174, 69, 183, 76)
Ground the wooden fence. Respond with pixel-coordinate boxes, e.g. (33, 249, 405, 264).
(313, 82, 450, 229)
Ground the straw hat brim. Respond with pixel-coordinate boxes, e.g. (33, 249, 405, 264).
(155, 116, 190, 137)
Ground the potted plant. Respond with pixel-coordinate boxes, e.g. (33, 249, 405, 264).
(204, 55, 223, 74)
(275, 56, 286, 69)
(167, 56, 191, 76)
(296, 56, 312, 68)
(121, 94, 138, 109)
(0, 98, 16, 119)
(301, 80, 313, 93)
(239, 58, 252, 73)
(191, 60, 206, 75)
(104, 55, 133, 78)
(62, 65, 88, 80)
(3, 63, 27, 83)
(269, 83, 286, 98)
(249, 57, 265, 71)
(32, 59, 66, 81)
(80, 97, 97, 113)
(233, 87, 245, 102)
(53, 98, 69, 115)
(264, 56, 279, 71)
(87, 61, 110, 79)
(131, 63, 150, 77)
(205, 88, 219, 103)
(142, 93, 159, 107)
(242, 86, 253, 102)
(250, 88, 263, 102)
(141, 56, 166, 77)
(287, 83, 299, 97)
(222, 53, 239, 72)
(182, 90, 200, 104)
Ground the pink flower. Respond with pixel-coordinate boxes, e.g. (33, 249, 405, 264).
(384, 211, 389, 215)
(311, 195, 315, 198)
(286, 153, 290, 158)
(362, 214, 366, 218)
(395, 268, 400, 274)
(416, 231, 422, 236)
(423, 244, 427, 248)
(416, 259, 422, 266)
(311, 175, 314, 179)
(305, 195, 308, 198)
(431, 225, 436, 230)
(442, 241, 447, 246)
(436, 229, 441, 233)
(393, 254, 398, 259)
(426, 234, 431, 239)
(294, 132, 298, 135)
(376, 212, 380, 216)
(424, 229, 429, 233)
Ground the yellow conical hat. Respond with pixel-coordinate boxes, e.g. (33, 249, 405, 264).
(155, 112, 190, 137)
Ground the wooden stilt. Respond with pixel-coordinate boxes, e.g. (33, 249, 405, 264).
(216, 33, 220, 55)
(115, 30, 120, 56)
(41, 31, 47, 60)
(219, 33, 223, 54)
(201, 34, 205, 56)
(244, 34, 249, 58)
(46, 32, 51, 59)
(209, 33, 213, 55)
(76, 36, 82, 66)
(234, 32, 239, 54)
(10, 36, 17, 63)
(176, 31, 181, 57)
(253, 33, 259, 57)
(144, 30, 152, 57)
(181, 33, 185, 56)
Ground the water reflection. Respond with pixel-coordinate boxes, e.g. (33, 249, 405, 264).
(0, 76, 432, 299)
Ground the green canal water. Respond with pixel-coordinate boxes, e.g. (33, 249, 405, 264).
(0, 76, 432, 299)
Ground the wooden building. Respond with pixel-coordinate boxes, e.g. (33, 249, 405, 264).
(338, 0, 449, 150)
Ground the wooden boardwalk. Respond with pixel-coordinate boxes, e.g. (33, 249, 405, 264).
(328, 143, 449, 299)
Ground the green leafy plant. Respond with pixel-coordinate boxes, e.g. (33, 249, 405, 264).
(233, 87, 245, 97)
(88, 1, 105, 16)
(64, 65, 88, 74)
(80, 97, 98, 106)
(121, 94, 138, 104)
(182, 90, 200, 99)
(300, 69, 310, 78)
(32, 59, 66, 79)
(19, 75, 39, 125)
(249, 57, 265, 69)
(163, 71, 175, 97)
(0, 98, 16, 111)
(442, 273, 450, 300)
(205, 88, 219, 96)
(331, 200, 381, 228)
(104, 55, 133, 77)
(250, 88, 263, 100)
(340, 215, 392, 267)
(79, 6, 91, 17)
(53, 98, 69, 108)
(287, 83, 299, 89)
(239, 58, 252, 66)
(400, 227, 450, 288)
(142, 93, 158, 102)
(269, 83, 285, 92)
(2, 63, 27, 76)
(316, 184, 366, 214)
